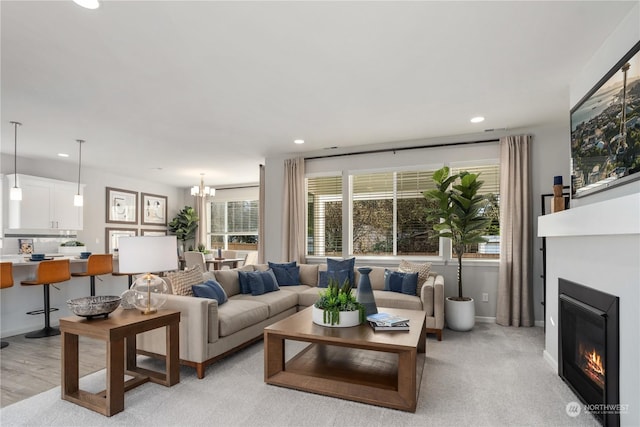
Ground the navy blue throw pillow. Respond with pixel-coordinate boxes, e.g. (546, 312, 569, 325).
(327, 257, 355, 287)
(268, 262, 300, 286)
(192, 280, 228, 304)
(238, 271, 253, 294)
(248, 270, 280, 296)
(318, 269, 351, 288)
(383, 270, 418, 296)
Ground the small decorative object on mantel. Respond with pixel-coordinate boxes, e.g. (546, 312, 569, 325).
(312, 277, 365, 327)
(552, 176, 565, 213)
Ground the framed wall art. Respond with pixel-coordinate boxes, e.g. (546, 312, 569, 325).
(105, 228, 137, 254)
(141, 229, 168, 236)
(141, 193, 168, 226)
(106, 187, 138, 224)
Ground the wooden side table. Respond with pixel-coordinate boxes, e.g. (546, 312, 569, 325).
(60, 308, 180, 417)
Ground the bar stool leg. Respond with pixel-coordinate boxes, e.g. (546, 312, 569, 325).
(26, 284, 60, 339)
(0, 342, 8, 349)
(90, 276, 96, 296)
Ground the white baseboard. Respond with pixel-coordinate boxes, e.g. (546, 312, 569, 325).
(543, 350, 558, 373)
(475, 316, 496, 323)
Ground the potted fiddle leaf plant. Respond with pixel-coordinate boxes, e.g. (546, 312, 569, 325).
(424, 166, 491, 331)
(168, 206, 199, 252)
(313, 277, 366, 327)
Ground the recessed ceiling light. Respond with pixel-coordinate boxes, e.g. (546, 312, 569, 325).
(73, 0, 100, 10)
(57, 153, 69, 158)
(470, 116, 485, 123)
(294, 139, 305, 145)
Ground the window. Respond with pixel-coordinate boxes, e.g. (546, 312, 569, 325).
(208, 200, 259, 251)
(307, 175, 342, 256)
(351, 170, 440, 256)
(449, 164, 500, 259)
(306, 162, 500, 260)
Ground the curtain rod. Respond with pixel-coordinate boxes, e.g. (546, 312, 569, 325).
(304, 138, 500, 160)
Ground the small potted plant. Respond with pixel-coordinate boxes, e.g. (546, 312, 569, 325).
(312, 278, 365, 327)
(58, 240, 86, 255)
(197, 243, 213, 260)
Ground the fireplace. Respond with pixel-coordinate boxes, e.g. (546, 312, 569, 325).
(558, 278, 619, 426)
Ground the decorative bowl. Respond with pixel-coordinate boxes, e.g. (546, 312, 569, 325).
(67, 296, 121, 319)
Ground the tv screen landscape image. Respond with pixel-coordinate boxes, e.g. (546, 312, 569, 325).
(570, 41, 640, 198)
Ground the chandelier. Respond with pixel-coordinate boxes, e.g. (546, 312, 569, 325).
(191, 174, 215, 198)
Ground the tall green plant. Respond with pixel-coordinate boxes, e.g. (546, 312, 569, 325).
(168, 206, 199, 249)
(424, 166, 491, 300)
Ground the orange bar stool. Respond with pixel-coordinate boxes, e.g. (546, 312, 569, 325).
(1, 262, 14, 348)
(71, 254, 113, 296)
(21, 259, 71, 338)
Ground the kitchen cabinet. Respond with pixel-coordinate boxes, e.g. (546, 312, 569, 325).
(5, 174, 83, 230)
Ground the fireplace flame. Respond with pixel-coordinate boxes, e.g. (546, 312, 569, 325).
(580, 344, 605, 389)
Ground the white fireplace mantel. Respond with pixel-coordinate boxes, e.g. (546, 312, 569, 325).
(538, 193, 640, 238)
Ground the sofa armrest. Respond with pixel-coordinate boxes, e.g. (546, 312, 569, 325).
(432, 274, 445, 330)
(419, 273, 445, 330)
(137, 294, 218, 364)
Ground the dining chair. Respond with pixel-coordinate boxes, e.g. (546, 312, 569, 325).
(184, 251, 206, 271)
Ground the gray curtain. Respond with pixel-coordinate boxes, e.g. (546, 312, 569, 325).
(496, 135, 533, 327)
(258, 164, 265, 264)
(282, 158, 306, 263)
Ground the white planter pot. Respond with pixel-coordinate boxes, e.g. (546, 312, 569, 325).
(312, 306, 361, 328)
(445, 297, 475, 331)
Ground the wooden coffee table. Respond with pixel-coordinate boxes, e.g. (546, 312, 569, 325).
(60, 308, 180, 416)
(264, 307, 426, 412)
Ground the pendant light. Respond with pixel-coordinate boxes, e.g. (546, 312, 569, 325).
(74, 139, 84, 207)
(9, 121, 22, 201)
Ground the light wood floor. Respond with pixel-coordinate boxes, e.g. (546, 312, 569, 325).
(0, 332, 106, 408)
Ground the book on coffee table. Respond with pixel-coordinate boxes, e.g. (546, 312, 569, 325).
(367, 312, 410, 326)
(369, 321, 410, 332)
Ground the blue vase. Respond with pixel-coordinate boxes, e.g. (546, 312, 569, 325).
(356, 267, 378, 316)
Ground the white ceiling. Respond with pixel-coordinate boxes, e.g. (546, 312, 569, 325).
(1, 1, 636, 188)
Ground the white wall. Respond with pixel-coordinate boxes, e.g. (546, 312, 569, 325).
(540, 4, 640, 425)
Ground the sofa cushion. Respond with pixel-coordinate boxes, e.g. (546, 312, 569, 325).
(384, 269, 419, 296)
(217, 299, 269, 337)
(192, 279, 228, 304)
(327, 257, 355, 287)
(318, 269, 351, 288)
(373, 290, 423, 311)
(298, 264, 319, 286)
(233, 289, 298, 317)
(166, 265, 203, 296)
(214, 269, 242, 297)
(248, 269, 280, 296)
(398, 260, 431, 288)
(298, 287, 324, 307)
(268, 262, 300, 286)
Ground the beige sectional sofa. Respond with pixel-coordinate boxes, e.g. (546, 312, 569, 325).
(137, 263, 444, 379)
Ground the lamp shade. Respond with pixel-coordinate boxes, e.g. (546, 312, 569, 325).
(118, 236, 178, 273)
(118, 236, 178, 314)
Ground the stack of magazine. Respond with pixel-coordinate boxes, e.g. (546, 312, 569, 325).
(367, 312, 410, 332)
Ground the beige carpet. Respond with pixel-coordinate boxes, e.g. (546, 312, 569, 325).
(0, 323, 599, 426)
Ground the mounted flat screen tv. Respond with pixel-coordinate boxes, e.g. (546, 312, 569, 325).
(570, 41, 640, 198)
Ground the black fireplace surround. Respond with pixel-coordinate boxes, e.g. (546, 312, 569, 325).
(558, 278, 619, 426)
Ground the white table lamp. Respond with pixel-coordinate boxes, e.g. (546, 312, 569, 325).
(118, 236, 178, 314)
